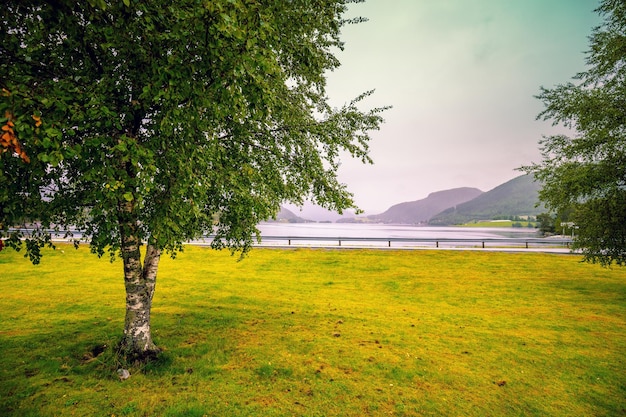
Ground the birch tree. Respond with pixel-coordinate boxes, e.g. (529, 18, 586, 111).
(0, 0, 386, 360)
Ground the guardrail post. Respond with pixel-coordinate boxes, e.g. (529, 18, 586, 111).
(205, 235, 573, 249)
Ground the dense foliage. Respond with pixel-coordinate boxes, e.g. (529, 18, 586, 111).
(0, 0, 386, 358)
(1, 0, 384, 259)
(524, 0, 626, 266)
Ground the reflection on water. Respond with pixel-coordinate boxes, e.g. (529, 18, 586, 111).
(257, 222, 539, 240)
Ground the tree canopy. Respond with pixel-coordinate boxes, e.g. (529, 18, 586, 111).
(0, 0, 386, 359)
(523, 0, 626, 266)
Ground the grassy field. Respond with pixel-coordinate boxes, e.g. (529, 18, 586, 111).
(1, 245, 625, 416)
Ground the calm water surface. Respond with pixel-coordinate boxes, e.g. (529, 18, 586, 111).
(257, 222, 539, 240)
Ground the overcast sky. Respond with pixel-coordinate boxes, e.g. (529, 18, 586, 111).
(323, 0, 600, 214)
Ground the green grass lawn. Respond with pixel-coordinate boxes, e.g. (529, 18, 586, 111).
(1, 245, 625, 416)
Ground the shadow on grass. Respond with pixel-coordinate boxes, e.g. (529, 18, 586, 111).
(0, 304, 245, 416)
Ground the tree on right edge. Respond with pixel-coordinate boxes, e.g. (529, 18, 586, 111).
(523, 0, 626, 266)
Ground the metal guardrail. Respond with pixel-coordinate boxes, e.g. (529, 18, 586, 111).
(250, 236, 573, 249)
(7, 228, 573, 251)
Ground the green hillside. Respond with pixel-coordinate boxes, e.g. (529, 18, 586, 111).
(368, 187, 483, 224)
(270, 207, 311, 223)
(429, 174, 544, 225)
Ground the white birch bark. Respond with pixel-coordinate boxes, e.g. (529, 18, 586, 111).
(118, 201, 160, 360)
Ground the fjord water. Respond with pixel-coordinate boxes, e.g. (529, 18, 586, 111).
(257, 222, 539, 240)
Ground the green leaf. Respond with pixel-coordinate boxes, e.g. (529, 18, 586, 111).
(3, 0, 386, 264)
(525, 0, 626, 266)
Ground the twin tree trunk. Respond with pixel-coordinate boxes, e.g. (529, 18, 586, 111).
(118, 200, 161, 362)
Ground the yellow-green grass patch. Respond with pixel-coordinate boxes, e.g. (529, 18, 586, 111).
(1, 245, 625, 416)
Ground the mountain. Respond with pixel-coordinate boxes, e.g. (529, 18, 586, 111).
(428, 174, 544, 225)
(282, 202, 358, 222)
(366, 187, 484, 224)
(269, 207, 311, 223)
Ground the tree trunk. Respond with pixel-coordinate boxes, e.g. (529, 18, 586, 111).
(117, 200, 161, 362)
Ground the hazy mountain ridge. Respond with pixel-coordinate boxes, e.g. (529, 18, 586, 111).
(269, 207, 311, 223)
(275, 174, 543, 224)
(428, 174, 544, 225)
(281, 203, 357, 223)
(271, 205, 355, 223)
(364, 187, 484, 224)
